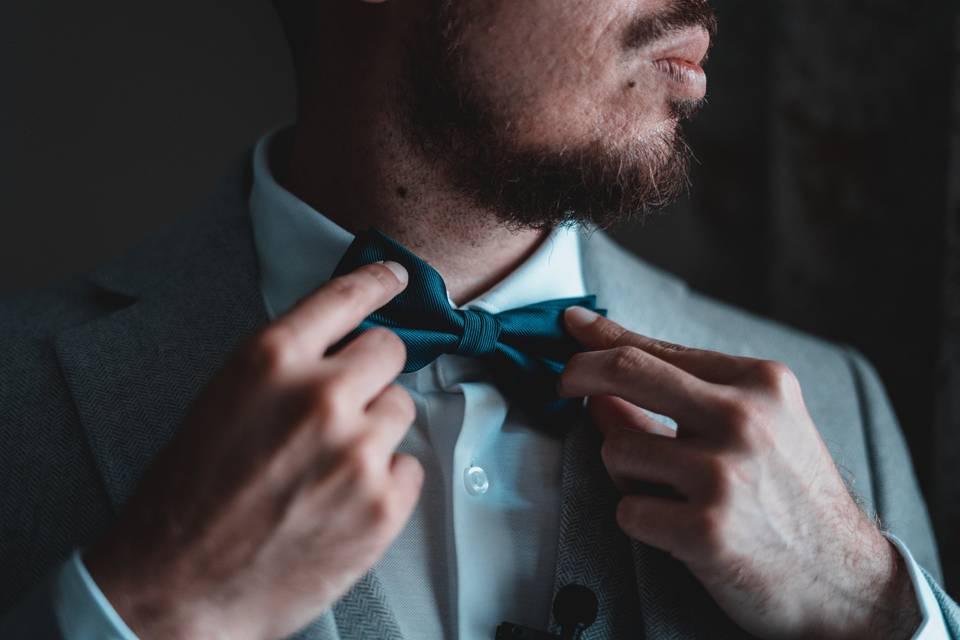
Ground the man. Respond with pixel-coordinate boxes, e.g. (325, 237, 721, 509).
(1, 0, 957, 638)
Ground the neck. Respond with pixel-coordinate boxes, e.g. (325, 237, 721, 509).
(279, 80, 545, 306)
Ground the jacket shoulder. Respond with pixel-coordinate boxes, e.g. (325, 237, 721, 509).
(0, 278, 119, 607)
(583, 231, 850, 371)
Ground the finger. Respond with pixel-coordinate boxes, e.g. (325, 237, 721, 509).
(328, 328, 407, 404)
(615, 494, 700, 561)
(601, 429, 696, 497)
(337, 385, 415, 479)
(386, 453, 425, 529)
(565, 306, 755, 384)
(273, 262, 408, 360)
(589, 395, 677, 439)
(365, 384, 417, 453)
(338, 385, 416, 467)
(559, 346, 717, 429)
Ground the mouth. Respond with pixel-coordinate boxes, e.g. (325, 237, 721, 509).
(646, 27, 711, 100)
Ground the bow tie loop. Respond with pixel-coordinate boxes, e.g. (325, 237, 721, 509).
(332, 229, 607, 430)
(456, 309, 502, 357)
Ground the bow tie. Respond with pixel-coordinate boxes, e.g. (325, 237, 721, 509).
(331, 229, 606, 423)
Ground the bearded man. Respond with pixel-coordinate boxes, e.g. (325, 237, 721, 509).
(1, 1, 958, 638)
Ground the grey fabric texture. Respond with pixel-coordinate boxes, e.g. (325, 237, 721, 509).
(0, 154, 954, 638)
(548, 416, 642, 638)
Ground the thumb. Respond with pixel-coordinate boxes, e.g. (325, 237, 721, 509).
(563, 306, 628, 350)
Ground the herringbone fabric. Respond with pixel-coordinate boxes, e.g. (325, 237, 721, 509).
(289, 570, 403, 640)
(547, 416, 756, 640)
(549, 417, 642, 639)
(333, 571, 405, 640)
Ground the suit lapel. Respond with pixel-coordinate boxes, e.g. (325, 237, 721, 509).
(53, 164, 269, 509)
(52, 159, 404, 640)
(573, 231, 751, 640)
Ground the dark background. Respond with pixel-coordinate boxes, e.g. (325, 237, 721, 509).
(2, 1, 958, 597)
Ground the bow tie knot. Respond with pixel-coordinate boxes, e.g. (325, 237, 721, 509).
(456, 309, 502, 357)
(332, 229, 606, 429)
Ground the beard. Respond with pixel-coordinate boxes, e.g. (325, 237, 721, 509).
(398, 0, 716, 231)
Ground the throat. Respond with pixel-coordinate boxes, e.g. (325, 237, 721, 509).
(411, 228, 550, 306)
(278, 124, 548, 306)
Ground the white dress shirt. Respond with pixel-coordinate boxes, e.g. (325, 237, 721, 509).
(249, 128, 583, 640)
(50, 127, 949, 640)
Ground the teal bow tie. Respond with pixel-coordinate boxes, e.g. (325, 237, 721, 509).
(331, 229, 606, 423)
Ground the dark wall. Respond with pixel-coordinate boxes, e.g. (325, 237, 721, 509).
(0, 1, 295, 291)
(2, 1, 957, 596)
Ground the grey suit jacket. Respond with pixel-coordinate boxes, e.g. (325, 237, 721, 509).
(1, 156, 957, 639)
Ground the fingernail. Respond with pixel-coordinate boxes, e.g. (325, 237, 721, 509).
(565, 306, 599, 329)
(378, 260, 408, 285)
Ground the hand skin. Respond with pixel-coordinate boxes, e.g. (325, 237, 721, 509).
(84, 262, 424, 640)
(559, 307, 921, 640)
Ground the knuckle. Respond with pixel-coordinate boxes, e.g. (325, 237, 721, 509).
(310, 379, 351, 423)
(751, 360, 800, 397)
(328, 276, 369, 307)
(606, 324, 633, 348)
(367, 493, 395, 526)
(713, 394, 776, 453)
(714, 397, 756, 440)
(392, 387, 417, 423)
(370, 386, 416, 426)
(654, 339, 690, 353)
(609, 346, 644, 376)
(409, 458, 426, 488)
(366, 327, 407, 364)
(402, 453, 426, 482)
(248, 326, 298, 374)
(340, 444, 381, 491)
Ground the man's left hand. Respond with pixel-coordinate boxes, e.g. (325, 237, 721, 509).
(559, 307, 920, 640)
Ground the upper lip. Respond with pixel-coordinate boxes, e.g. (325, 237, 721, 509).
(646, 27, 711, 67)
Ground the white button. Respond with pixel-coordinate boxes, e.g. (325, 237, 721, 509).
(463, 465, 489, 496)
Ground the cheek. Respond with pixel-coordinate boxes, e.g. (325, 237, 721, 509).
(524, 65, 673, 151)
(463, 0, 675, 149)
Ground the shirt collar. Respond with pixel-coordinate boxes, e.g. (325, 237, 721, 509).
(249, 127, 587, 320)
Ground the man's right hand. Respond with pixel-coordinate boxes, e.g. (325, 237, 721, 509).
(84, 261, 423, 640)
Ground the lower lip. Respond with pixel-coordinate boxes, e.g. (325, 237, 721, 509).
(653, 58, 707, 100)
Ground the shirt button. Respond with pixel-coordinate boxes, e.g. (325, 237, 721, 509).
(463, 466, 490, 496)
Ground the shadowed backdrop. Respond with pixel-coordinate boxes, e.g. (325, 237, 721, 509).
(1, 0, 957, 597)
